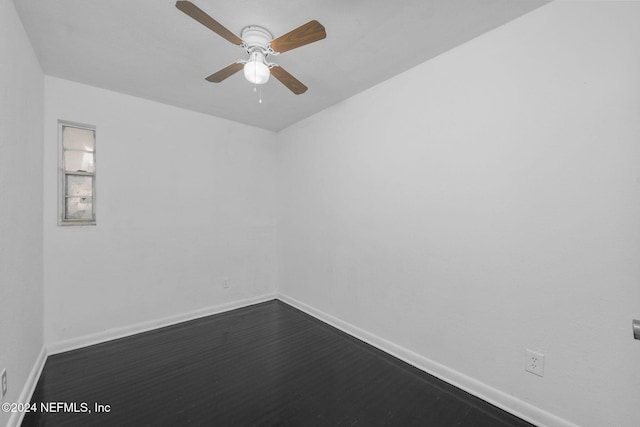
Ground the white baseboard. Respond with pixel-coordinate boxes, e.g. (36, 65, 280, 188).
(8, 346, 47, 427)
(278, 293, 578, 427)
(47, 293, 277, 356)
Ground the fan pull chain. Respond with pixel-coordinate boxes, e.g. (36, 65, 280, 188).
(252, 64, 262, 103)
(249, 65, 263, 103)
(251, 85, 262, 103)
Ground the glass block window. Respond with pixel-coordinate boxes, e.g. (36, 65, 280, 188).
(59, 122, 96, 225)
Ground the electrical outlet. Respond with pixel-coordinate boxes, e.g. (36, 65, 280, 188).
(1, 369, 7, 398)
(525, 349, 544, 377)
(223, 277, 230, 288)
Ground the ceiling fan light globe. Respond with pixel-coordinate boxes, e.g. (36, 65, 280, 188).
(244, 60, 270, 85)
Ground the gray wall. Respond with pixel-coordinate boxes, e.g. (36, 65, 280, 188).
(277, 2, 640, 426)
(0, 0, 44, 426)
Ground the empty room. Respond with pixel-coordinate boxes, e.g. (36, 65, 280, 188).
(1, 0, 639, 426)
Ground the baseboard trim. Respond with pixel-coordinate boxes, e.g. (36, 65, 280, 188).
(47, 293, 277, 356)
(8, 345, 47, 427)
(278, 293, 577, 427)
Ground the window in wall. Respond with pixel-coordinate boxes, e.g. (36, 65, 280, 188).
(59, 121, 96, 225)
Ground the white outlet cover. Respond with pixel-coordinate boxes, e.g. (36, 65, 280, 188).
(525, 349, 545, 377)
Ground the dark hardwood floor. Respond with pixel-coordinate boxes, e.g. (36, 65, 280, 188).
(22, 300, 533, 426)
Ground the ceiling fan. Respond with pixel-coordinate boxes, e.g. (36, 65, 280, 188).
(176, 1, 326, 95)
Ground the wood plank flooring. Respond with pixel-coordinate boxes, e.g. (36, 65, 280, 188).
(22, 300, 534, 426)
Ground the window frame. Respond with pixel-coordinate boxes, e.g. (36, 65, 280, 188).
(58, 120, 97, 226)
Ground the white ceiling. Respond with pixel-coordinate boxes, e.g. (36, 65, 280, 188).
(13, 0, 547, 132)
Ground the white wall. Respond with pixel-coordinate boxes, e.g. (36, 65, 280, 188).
(43, 77, 278, 346)
(277, 2, 640, 427)
(0, 0, 44, 425)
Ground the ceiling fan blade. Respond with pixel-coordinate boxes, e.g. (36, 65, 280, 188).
(270, 66, 308, 95)
(176, 1, 243, 46)
(270, 20, 326, 54)
(205, 63, 244, 83)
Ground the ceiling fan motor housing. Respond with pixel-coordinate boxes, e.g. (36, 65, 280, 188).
(241, 25, 273, 55)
